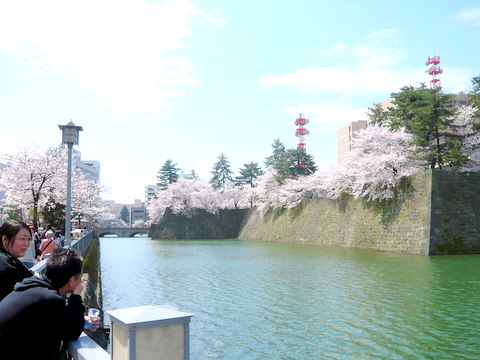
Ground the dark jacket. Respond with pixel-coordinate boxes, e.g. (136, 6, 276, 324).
(0, 276, 85, 360)
(0, 247, 33, 302)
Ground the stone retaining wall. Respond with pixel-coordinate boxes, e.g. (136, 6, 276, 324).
(239, 171, 433, 255)
(150, 170, 480, 255)
(429, 171, 480, 254)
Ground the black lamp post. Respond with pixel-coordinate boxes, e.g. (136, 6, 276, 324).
(58, 120, 83, 247)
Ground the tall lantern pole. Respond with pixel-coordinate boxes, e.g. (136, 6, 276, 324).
(58, 120, 83, 248)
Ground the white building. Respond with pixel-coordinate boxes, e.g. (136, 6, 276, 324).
(145, 185, 158, 207)
(73, 149, 101, 182)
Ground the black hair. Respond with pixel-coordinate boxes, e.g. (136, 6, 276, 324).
(0, 220, 32, 253)
(45, 248, 83, 290)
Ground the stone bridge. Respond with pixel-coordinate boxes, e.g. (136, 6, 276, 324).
(96, 227, 150, 238)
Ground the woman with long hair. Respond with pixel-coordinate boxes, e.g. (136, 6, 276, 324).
(0, 220, 33, 301)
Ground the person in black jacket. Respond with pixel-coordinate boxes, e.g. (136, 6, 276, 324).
(0, 220, 33, 302)
(0, 248, 92, 360)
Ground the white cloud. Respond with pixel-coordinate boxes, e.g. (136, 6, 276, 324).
(286, 103, 368, 128)
(0, 0, 217, 120)
(455, 7, 480, 27)
(318, 44, 348, 58)
(260, 29, 417, 96)
(261, 66, 419, 96)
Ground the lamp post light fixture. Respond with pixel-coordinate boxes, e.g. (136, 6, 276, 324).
(58, 120, 83, 248)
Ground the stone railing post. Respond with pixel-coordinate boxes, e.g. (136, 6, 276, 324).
(107, 305, 194, 360)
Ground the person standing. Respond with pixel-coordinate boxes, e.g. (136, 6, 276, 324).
(0, 248, 98, 360)
(39, 230, 57, 260)
(30, 224, 42, 260)
(0, 221, 33, 302)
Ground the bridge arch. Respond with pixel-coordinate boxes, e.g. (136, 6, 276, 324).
(96, 227, 150, 238)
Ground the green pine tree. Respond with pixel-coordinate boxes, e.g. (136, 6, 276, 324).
(209, 154, 234, 190)
(157, 159, 182, 188)
(264, 139, 316, 182)
(120, 205, 130, 225)
(378, 83, 464, 168)
(236, 162, 264, 187)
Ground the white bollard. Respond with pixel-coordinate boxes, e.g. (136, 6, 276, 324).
(107, 305, 194, 360)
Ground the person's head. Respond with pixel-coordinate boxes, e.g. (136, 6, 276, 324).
(28, 224, 36, 233)
(46, 248, 83, 293)
(45, 230, 55, 239)
(0, 220, 32, 258)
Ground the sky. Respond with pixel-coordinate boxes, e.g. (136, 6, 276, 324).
(0, 0, 479, 204)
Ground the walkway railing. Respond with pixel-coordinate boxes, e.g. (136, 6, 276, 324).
(30, 230, 94, 276)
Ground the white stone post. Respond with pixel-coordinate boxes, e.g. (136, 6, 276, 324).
(107, 305, 194, 360)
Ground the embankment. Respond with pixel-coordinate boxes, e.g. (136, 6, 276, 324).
(82, 236, 108, 349)
(149, 208, 249, 239)
(150, 170, 480, 255)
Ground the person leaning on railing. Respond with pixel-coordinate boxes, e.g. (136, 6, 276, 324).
(0, 248, 100, 360)
(0, 221, 33, 302)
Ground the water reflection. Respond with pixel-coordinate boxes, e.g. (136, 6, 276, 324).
(101, 238, 480, 359)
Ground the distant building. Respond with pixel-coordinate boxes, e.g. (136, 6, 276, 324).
(145, 185, 158, 207)
(104, 200, 116, 212)
(336, 120, 368, 164)
(73, 149, 100, 182)
(131, 206, 147, 224)
(113, 199, 147, 226)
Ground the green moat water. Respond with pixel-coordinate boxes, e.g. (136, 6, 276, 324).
(100, 237, 480, 359)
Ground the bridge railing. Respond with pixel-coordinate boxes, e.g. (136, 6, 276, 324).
(95, 227, 150, 238)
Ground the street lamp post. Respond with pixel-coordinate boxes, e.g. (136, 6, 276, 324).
(58, 121, 83, 248)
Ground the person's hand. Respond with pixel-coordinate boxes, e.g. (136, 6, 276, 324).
(84, 315, 101, 331)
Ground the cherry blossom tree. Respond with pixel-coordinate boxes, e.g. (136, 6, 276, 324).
(148, 178, 220, 220)
(277, 170, 326, 208)
(252, 126, 419, 207)
(0, 146, 114, 227)
(450, 105, 480, 172)
(69, 170, 115, 223)
(324, 125, 420, 200)
(252, 168, 284, 210)
(0, 146, 67, 227)
(221, 183, 254, 209)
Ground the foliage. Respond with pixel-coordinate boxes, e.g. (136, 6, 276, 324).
(120, 206, 130, 224)
(468, 75, 480, 114)
(70, 169, 115, 222)
(209, 154, 234, 190)
(371, 84, 465, 169)
(132, 219, 146, 228)
(0, 146, 114, 227)
(368, 102, 390, 126)
(264, 139, 316, 183)
(251, 168, 283, 210)
(157, 159, 182, 188)
(235, 162, 263, 187)
(285, 148, 316, 177)
(187, 169, 200, 181)
(324, 125, 421, 200)
(222, 184, 255, 209)
(251, 125, 419, 207)
(148, 178, 220, 219)
(451, 105, 480, 172)
(0, 146, 67, 227)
